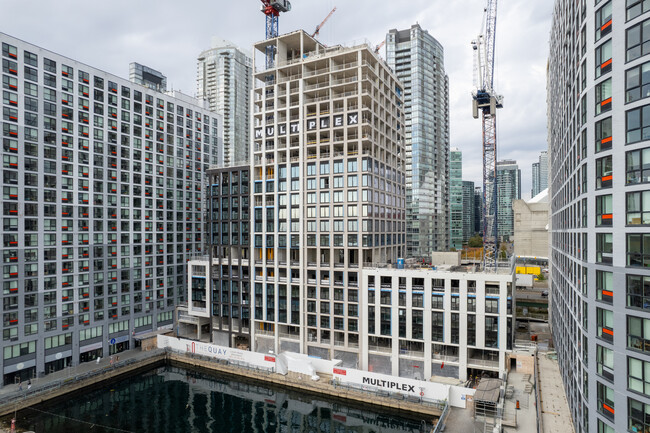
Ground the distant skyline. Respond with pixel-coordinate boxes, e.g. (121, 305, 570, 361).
(0, 0, 552, 196)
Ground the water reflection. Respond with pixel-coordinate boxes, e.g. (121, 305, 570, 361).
(14, 366, 431, 433)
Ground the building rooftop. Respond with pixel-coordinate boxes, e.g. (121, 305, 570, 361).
(528, 188, 548, 204)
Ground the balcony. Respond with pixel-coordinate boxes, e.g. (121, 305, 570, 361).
(467, 358, 499, 369)
(178, 314, 200, 325)
(279, 332, 300, 341)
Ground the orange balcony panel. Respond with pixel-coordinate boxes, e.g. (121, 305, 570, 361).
(601, 19, 612, 31)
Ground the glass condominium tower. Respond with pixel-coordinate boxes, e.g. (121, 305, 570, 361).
(449, 148, 463, 250)
(387, 24, 450, 258)
(0, 33, 220, 385)
(197, 38, 252, 167)
(548, 1, 650, 432)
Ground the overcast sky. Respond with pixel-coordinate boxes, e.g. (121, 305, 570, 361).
(1, 0, 553, 199)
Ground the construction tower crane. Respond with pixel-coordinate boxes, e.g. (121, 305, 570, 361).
(375, 40, 385, 54)
(260, 0, 291, 69)
(312, 7, 336, 38)
(471, 0, 503, 272)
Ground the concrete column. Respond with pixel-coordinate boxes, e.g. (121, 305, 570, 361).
(424, 277, 432, 380)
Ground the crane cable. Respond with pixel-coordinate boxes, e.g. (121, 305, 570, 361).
(20, 406, 136, 433)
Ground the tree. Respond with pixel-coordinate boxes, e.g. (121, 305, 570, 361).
(468, 235, 483, 248)
(499, 243, 507, 260)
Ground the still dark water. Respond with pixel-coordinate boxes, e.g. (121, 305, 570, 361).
(12, 366, 431, 433)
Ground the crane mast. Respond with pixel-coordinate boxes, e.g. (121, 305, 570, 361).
(260, 0, 291, 69)
(472, 0, 503, 272)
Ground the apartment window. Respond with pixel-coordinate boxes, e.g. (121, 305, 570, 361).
(628, 274, 650, 310)
(596, 233, 613, 264)
(597, 345, 615, 382)
(596, 117, 612, 153)
(44, 333, 72, 349)
(2, 91, 17, 106)
(627, 147, 650, 184)
(596, 39, 612, 78)
(79, 325, 102, 341)
(485, 317, 498, 348)
(629, 315, 650, 353)
(485, 298, 498, 314)
(596, 157, 612, 189)
(628, 233, 650, 267)
(597, 307, 614, 342)
(451, 313, 460, 344)
(628, 191, 650, 225)
(1, 43, 17, 59)
(629, 356, 650, 396)
(628, 0, 650, 20)
(43, 58, 56, 73)
(629, 397, 650, 433)
(467, 314, 476, 346)
(595, 1, 612, 41)
(431, 294, 443, 309)
(2, 75, 17, 91)
(627, 61, 650, 104)
(320, 162, 329, 175)
(597, 270, 613, 304)
(431, 312, 443, 342)
(597, 382, 615, 421)
(627, 17, 650, 61)
(596, 195, 613, 226)
(595, 78, 612, 115)
(3, 341, 35, 359)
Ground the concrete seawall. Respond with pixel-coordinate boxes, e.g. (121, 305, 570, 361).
(0, 349, 441, 426)
(0, 351, 167, 418)
(167, 352, 442, 421)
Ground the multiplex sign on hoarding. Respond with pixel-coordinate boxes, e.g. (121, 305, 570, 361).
(332, 366, 450, 401)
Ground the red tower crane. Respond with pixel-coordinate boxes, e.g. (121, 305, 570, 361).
(311, 7, 336, 38)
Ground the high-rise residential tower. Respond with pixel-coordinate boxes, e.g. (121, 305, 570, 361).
(449, 148, 463, 249)
(183, 30, 517, 384)
(0, 33, 221, 385)
(129, 62, 167, 92)
(387, 24, 450, 257)
(531, 150, 548, 197)
(474, 186, 483, 237)
(496, 160, 520, 240)
(197, 38, 252, 167)
(248, 30, 405, 368)
(547, 1, 650, 432)
(462, 181, 475, 244)
(532, 162, 540, 198)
